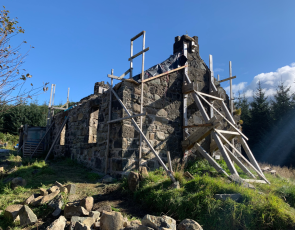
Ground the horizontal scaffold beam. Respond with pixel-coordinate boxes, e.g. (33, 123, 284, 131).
(128, 47, 149, 61)
(141, 65, 187, 83)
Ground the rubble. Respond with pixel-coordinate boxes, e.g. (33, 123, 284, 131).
(4, 204, 22, 221)
(46, 215, 67, 230)
(128, 171, 140, 192)
(11, 177, 26, 189)
(178, 219, 203, 230)
(79, 197, 94, 212)
(18, 205, 38, 226)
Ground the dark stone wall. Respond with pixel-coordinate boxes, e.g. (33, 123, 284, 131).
(50, 34, 240, 176)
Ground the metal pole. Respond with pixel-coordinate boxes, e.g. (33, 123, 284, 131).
(209, 55, 214, 118)
(139, 31, 145, 168)
(229, 61, 235, 156)
(105, 69, 113, 174)
(67, 88, 70, 109)
(130, 40, 133, 79)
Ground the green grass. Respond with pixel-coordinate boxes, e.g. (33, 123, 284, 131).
(0, 155, 102, 229)
(121, 160, 295, 230)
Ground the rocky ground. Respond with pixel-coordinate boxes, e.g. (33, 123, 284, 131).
(0, 150, 202, 230)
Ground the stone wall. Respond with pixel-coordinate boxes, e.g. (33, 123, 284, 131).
(50, 34, 240, 176)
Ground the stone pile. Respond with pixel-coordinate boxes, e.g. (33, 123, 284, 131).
(4, 181, 76, 227)
(262, 166, 277, 176)
(4, 179, 203, 229)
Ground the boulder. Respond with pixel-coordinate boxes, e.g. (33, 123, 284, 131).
(48, 185, 59, 194)
(40, 190, 60, 204)
(89, 211, 100, 221)
(139, 167, 149, 179)
(100, 211, 124, 230)
(184, 171, 194, 180)
(30, 195, 44, 206)
(24, 194, 38, 205)
(270, 170, 276, 176)
(137, 226, 154, 230)
(124, 220, 142, 230)
(96, 204, 112, 212)
(46, 215, 66, 230)
(178, 219, 203, 230)
(93, 222, 100, 230)
(74, 222, 91, 230)
(18, 205, 37, 226)
(0, 166, 4, 172)
(142, 214, 176, 230)
(40, 188, 48, 196)
(171, 181, 180, 189)
(4, 204, 23, 221)
(11, 177, 26, 189)
(65, 184, 76, 194)
(80, 197, 94, 212)
(48, 195, 63, 217)
(128, 172, 140, 192)
(70, 216, 95, 229)
(60, 186, 68, 194)
(214, 194, 242, 202)
(64, 205, 89, 219)
(48, 195, 63, 210)
(54, 181, 63, 188)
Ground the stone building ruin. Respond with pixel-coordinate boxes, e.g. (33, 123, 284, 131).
(29, 33, 269, 184)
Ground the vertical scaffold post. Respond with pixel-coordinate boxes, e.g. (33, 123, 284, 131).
(183, 42, 189, 162)
(139, 31, 146, 168)
(209, 55, 214, 118)
(105, 69, 113, 174)
(229, 61, 235, 155)
(67, 88, 70, 109)
(130, 40, 133, 79)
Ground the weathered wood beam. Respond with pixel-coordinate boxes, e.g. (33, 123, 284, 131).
(196, 143, 229, 177)
(197, 92, 223, 101)
(182, 82, 196, 94)
(224, 145, 256, 179)
(141, 65, 187, 83)
(210, 126, 237, 152)
(107, 69, 131, 80)
(131, 31, 145, 41)
(195, 91, 248, 140)
(212, 130, 238, 175)
(216, 130, 240, 135)
(128, 47, 149, 61)
(182, 116, 219, 151)
(215, 130, 270, 184)
(218, 76, 236, 83)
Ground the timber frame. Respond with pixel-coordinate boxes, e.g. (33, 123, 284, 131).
(104, 31, 269, 184)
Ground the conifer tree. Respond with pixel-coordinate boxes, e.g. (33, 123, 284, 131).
(249, 81, 271, 160)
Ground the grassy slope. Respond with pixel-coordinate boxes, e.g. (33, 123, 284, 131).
(0, 153, 101, 229)
(122, 160, 295, 230)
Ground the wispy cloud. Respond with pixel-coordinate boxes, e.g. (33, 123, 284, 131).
(224, 63, 295, 99)
(214, 68, 224, 73)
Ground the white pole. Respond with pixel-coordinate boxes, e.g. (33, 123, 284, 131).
(139, 32, 145, 167)
(209, 55, 214, 118)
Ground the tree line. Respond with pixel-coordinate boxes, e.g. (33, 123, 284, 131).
(0, 101, 48, 135)
(235, 82, 295, 167)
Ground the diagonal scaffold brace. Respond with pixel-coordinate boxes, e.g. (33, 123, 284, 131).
(107, 82, 176, 183)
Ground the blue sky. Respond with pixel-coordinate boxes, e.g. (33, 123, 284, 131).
(2, 0, 295, 104)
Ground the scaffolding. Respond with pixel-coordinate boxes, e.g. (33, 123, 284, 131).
(106, 32, 269, 184)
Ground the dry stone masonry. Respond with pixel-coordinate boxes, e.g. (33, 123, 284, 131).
(50, 35, 241, 177)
